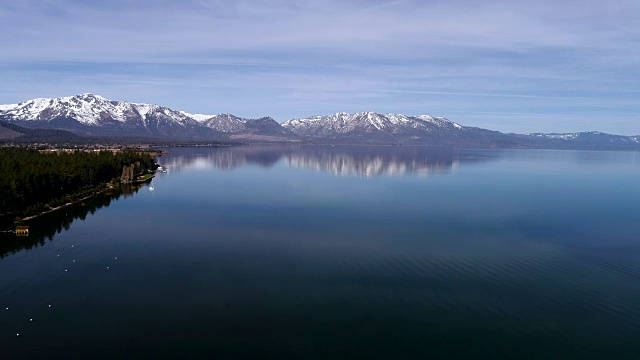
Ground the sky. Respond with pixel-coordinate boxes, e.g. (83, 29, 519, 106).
(0, 0, 639, 134)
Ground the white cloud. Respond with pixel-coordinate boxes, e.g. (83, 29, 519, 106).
(0, 0, 639, 134)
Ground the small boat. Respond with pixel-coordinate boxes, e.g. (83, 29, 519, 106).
(149, 186, 155, 192)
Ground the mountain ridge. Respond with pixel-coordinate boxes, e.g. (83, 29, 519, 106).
(1, 94, 638, 149)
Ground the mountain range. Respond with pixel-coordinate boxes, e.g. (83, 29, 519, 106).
(1, 94, 638, 149)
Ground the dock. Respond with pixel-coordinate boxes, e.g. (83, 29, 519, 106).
(15, 226, 29, 236)
(1, 226, 30, 236)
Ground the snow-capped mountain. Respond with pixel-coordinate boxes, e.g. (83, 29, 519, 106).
(0, 94, 292, 140)
(282, 112, 465, 138)
(519, 131, 640, 147)
(0, 94, 213, 138)
(0, 104, 18, 111)
(179, 111, 216, 123)
(192, 113, 291, 136)
(200, 114, 253, 133)
(1, 94, 195, 126)
(280, 112, 640, 148)
(1, 94, 639, 149)
(280, 111, 517, 146)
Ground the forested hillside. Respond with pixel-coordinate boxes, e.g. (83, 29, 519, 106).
(0, 148, 155, 217)
(0, 120, 89, 143)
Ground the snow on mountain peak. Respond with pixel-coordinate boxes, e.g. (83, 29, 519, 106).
(282, 111, 464, 137)
(0, 103, 18, 111)
(0, 94, 203, 127)
(179, 111, 215, 122)
(0, 95, 467, 140)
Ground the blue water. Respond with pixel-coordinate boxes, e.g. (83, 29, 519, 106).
(1, 146, 639, 359)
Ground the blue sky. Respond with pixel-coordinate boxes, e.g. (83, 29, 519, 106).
(1, 0, 639, 134)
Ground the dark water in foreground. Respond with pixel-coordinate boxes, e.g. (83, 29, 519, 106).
(1, 146, 640, 359)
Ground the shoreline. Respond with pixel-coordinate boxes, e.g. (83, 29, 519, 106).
(21, 172, 155, 222)
(130, 173, 155, 184)
(21, 186, 114, 222)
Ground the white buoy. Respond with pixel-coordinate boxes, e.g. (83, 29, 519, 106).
(114, 257, 118, 260)
(73, 260, 76, 262)
(5, 307, 8, 311)
(29, 319, 33, 322)
(48, 305, 52, 308)
(64, 269, 68, 272)
(16, 333, 20, 337)
(106, 267, 109, 270)
(71, 245, 74, 248)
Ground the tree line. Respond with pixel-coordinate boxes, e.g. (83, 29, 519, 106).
(0, 148, 155, 218)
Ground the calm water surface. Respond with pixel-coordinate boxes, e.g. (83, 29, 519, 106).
(1, 146, 640, 359)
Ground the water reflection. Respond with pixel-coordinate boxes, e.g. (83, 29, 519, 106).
(1, 146, 489, 258)
(2, 146, 640, 358)
(283, 146, 459, 176)
(160, 145, 491, 176)
(0, 184, 142, 258)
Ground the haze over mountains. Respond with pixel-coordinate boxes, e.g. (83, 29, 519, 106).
(1, 94, 638, 150)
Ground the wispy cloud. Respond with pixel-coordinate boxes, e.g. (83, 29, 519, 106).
(0, 0, 639, 134)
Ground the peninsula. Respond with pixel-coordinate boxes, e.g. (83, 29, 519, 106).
(0, 148, 157, 221)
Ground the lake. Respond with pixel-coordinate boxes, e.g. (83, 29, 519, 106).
(1, 146, 640, 359)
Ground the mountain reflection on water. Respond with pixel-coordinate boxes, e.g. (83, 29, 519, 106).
(0, 146, 489, 258)
(159, 145, 492, 176)
(2, 146, 640, 359)
(0, 185, 143, 258)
